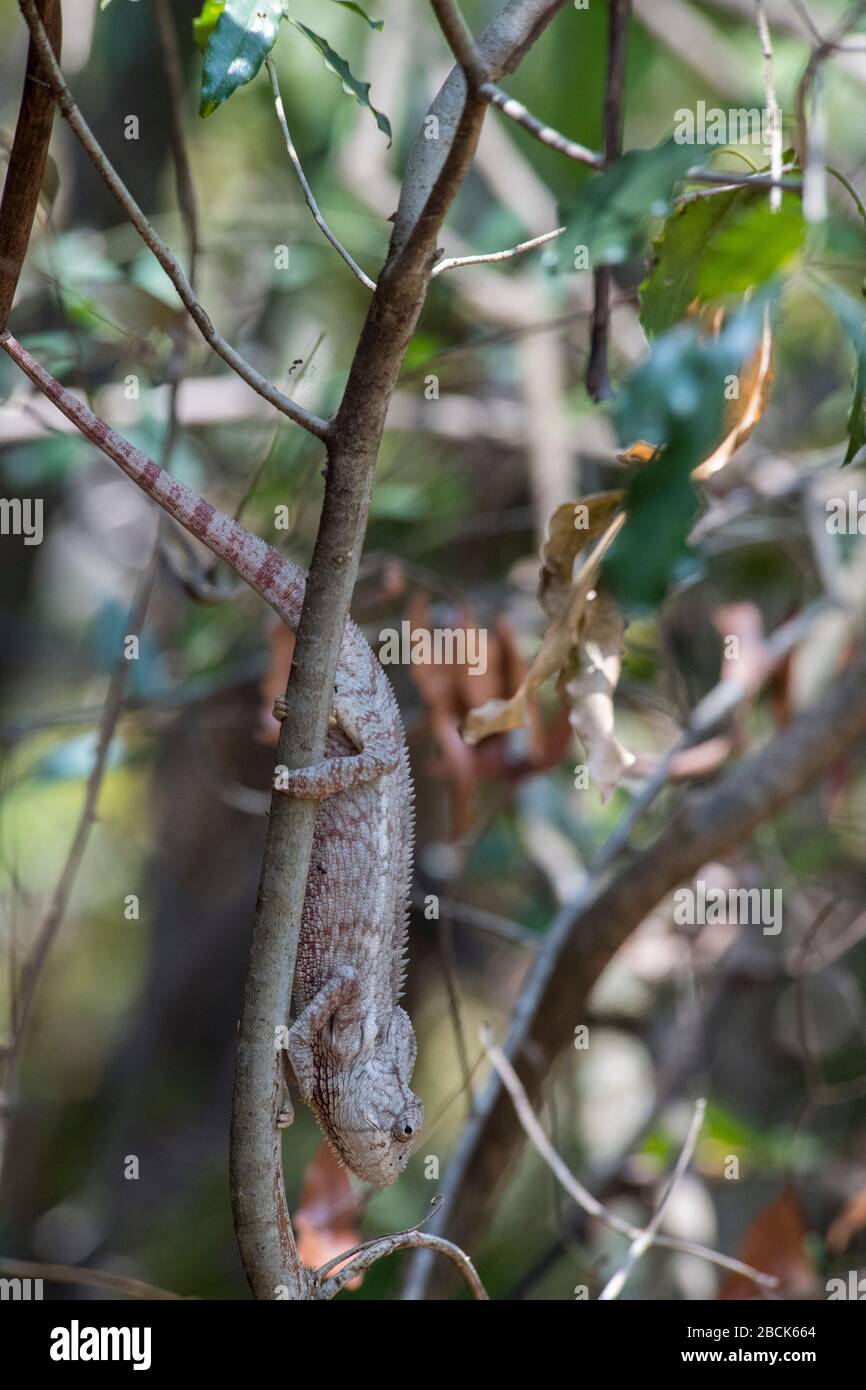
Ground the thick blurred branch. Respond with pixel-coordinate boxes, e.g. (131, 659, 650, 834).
(0, 0, 61, 327)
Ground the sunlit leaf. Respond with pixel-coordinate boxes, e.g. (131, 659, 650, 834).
(199, 0, 286, 117)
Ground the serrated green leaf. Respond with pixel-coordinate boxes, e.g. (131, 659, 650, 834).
(199, 0, 286, 118)
(289, 19, 391, 143)
(563, 138, 704, 270)
(329, 0, 383, 29)
(193, 0, 226, 54)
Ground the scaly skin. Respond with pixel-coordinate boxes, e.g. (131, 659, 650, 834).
(1, 331, 422, 1186)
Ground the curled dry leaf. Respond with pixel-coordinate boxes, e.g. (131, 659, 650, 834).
(465, 493, 634, 803)
(692, 309, 774, 482)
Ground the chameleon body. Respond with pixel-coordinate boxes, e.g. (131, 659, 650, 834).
(2, 332, 422, 1187)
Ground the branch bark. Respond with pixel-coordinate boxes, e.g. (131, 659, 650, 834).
(404, 648, 866, 1297)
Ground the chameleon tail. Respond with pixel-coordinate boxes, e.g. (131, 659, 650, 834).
(1, 332, 306, 628)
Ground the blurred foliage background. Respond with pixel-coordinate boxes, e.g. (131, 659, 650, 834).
(2, 0, 866, 1301)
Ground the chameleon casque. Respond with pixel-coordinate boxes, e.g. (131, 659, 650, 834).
(2, 332, 422, 1188)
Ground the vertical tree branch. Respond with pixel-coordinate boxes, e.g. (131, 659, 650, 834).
(228, 0, 568, 1301)
(586, 0, 630, 402)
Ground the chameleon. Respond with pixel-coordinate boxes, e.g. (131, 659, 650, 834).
(1, 331, 423, 1187)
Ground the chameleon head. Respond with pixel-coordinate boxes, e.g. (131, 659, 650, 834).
(322, 1006, 424, 1187)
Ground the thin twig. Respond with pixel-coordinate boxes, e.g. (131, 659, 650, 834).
(18, 0, 329, 440)
(754, 2, 783, 212)
(479, 83, 604, 168)
(315, 1196, 445, 1281)
(481, 1031, 776, 1290)
(429, 0, 604, 166)
(317, 1230, 489, 1300)
(431, 225, 565, 274)
(598, 1098, 706, 1300)
(266, 58, 376, 292)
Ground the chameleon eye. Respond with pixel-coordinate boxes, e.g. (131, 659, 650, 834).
(392, 1114, 416, 1142)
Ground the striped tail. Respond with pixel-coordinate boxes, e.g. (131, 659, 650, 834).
(1, 332, 305, 628)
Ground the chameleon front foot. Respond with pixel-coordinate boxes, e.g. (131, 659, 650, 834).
(272, 693, 288, 722)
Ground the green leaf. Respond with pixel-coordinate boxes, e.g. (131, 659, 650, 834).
(563, 138, 703, 269)
(288, 19, 391, 143)
(696, 197, 805, 300)
(824, 284, 866, 465)
(845, 351, 866, 464)
(193, 0, 225, 54)
(640, 186, 754, 336)
(603, 312, 761, 609)
(199, 0, 286, 118)
(328, 0, 383, 29)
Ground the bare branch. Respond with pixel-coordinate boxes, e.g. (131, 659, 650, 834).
(17, 0, 329, 440)
(598, 1098, 707, 1300)
(482, 1033, 775, 1291)
(432, 225, 565, 273)
(266, 58, 376, 292)
(317, 1230, 489, 1300)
